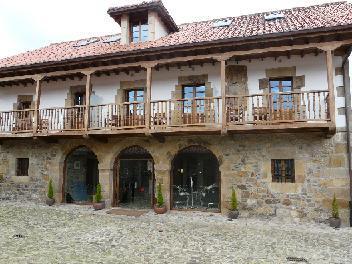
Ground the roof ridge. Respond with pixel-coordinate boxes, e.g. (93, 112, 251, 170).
(178, 1, 347, 27)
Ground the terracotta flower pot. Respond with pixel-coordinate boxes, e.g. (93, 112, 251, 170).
(46, 198, 55, 206)
(93, 201, 105, 211)
(228, 209, 239, 220)
(329, 217, 341, 228)
(154, 205, 167, 214)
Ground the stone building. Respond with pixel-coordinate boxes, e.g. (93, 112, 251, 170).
(0, 0, 352, 225)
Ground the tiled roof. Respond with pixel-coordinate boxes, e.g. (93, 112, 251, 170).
(1, 1, 352, 70)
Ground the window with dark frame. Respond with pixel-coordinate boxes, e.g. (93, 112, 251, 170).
(269, 77, 293, 110)
(271, 159, 295, 183)
(130, 18, 148, 43)
(182, 84, 206, 113)
(16, 158, 29, 176)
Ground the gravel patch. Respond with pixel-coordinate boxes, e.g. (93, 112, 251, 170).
(0, 201, 351, 264)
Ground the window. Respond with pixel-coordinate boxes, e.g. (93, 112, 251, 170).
(182, 84, 206, 113)
(131, 19, 148, 43)
(74, 92, 85, 106)
(271, 159, 295, 183)
(269, 78, 293, 110)
(16, 158, 29, 176)
(125, 89, 144, 115)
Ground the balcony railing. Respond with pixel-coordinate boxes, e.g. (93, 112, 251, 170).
(151, 97, 222, 129)
(90, 102, 145, 130)
(0, 90, 331, 135)
(226, 90, 330, 125)
(37, 106, 86, 132)
(0, 109, 35, 133)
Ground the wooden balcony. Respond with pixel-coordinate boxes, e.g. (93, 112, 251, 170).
(0, 90, 333, 139)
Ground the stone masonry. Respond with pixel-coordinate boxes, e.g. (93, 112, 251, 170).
(0, 131, 350, 225)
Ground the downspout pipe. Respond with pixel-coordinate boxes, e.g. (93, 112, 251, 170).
(342, 47, 352, 226)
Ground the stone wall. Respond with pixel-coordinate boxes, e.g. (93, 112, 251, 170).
(0, 132, 349, 225)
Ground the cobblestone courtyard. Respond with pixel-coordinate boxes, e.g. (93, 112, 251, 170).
(0, 202, 351, 264)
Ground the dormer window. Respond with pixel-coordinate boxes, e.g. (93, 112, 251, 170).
(131, 18, 148, 43)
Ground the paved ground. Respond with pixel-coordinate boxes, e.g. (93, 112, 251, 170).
(0, 202, 351, 264)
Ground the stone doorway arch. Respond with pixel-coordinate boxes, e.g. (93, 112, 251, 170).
(113, 146, 155, 209)
(171, 145, 220, 211)
(63, 146, 99, 203)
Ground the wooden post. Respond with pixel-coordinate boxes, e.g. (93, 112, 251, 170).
(220, 59, 227, 133)
(141, 63, 157, 131)
(33, 75, 44, 133)
(83, 71, 94, 131)
(146, 67, 152, 130)
(325, 49, 336, 125)
(214, 55, 230, 134)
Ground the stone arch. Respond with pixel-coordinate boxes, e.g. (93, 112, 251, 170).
(62, 145, 99, 203)
(171, 145, 220, 211)
(112, 145, 155, 208)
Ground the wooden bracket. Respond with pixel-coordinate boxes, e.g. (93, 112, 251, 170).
(140, 62, 158, 69)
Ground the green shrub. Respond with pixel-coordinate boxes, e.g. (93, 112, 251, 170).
(332, 193, 339, 218)
(47, 179, 54, 199)
(94, 183, 102, 203)
(156, 183, 164, 207)
(230, 188, 238, 210)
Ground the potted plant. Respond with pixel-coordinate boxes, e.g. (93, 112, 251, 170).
(154, 183, 167, 214)
(45, 178, 55, 206)
(228, 188, 239, 220)
(93, 183, 105, 210)
(329, 194, 341, 228)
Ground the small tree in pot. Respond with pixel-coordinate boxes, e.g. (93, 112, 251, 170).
(228, 188, 239, 220)
(46, 179, 55, 206)
(329, 194, 341, 228)
(154, 183, 167, 214)
(93, 183, 105, 210)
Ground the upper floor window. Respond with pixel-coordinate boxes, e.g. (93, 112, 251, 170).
(131, 18, 148, 43)
(269, 78, 293, 110)
(271, 159, 295, 183)
(125, 89, 144, 114)
(182, 84, 205, 113)
(16, 158, 29, 176)
(74, 92, 85, 106)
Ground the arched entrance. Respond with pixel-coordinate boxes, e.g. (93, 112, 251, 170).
(113, 146, 154, 209)
(63, 146, 99, 203)
(171, 145, 220, 211)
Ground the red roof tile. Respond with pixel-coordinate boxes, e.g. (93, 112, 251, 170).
(1, 1, 352, 70)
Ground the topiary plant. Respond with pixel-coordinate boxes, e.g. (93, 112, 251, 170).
(156, 182, 164, 207)
(94, 183, 102, 203)
(47, 179, 54, 199)
(332, 193, 339, 219)
(230, 188, 238, 211)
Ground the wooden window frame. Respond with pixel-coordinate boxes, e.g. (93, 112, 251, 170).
(16, 158, 29, 176)
(271, 159, 295, 183)
(182, 84, 206, 123)
(130, 18, 148, 43)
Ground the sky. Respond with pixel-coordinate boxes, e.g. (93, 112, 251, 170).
(0, 0, 344, 59)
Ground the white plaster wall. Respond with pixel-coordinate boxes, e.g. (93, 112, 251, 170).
(0, 54, 345, 127)
(154, 13, 169, 40)
(0, 84, 35, 111)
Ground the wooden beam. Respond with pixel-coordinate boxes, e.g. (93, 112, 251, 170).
(83, 71, 93, 131)
(325, 49, 336, 126)
(145, 66, 153, 131)
(2, 40, 352, 84)
(33, 75, 44, 133)
(220, 59, 227, 134)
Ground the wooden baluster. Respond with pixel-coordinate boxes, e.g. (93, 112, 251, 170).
(312, 92, 316, 120)
(307, 92, 311, 120)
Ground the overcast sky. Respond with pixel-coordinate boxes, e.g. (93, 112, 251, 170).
(0, 0, 343, 59)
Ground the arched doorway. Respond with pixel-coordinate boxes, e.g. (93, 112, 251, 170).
(63, 146, 99, 203)
(171, 145, 220, 211)
(113, 146, 154, 209)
